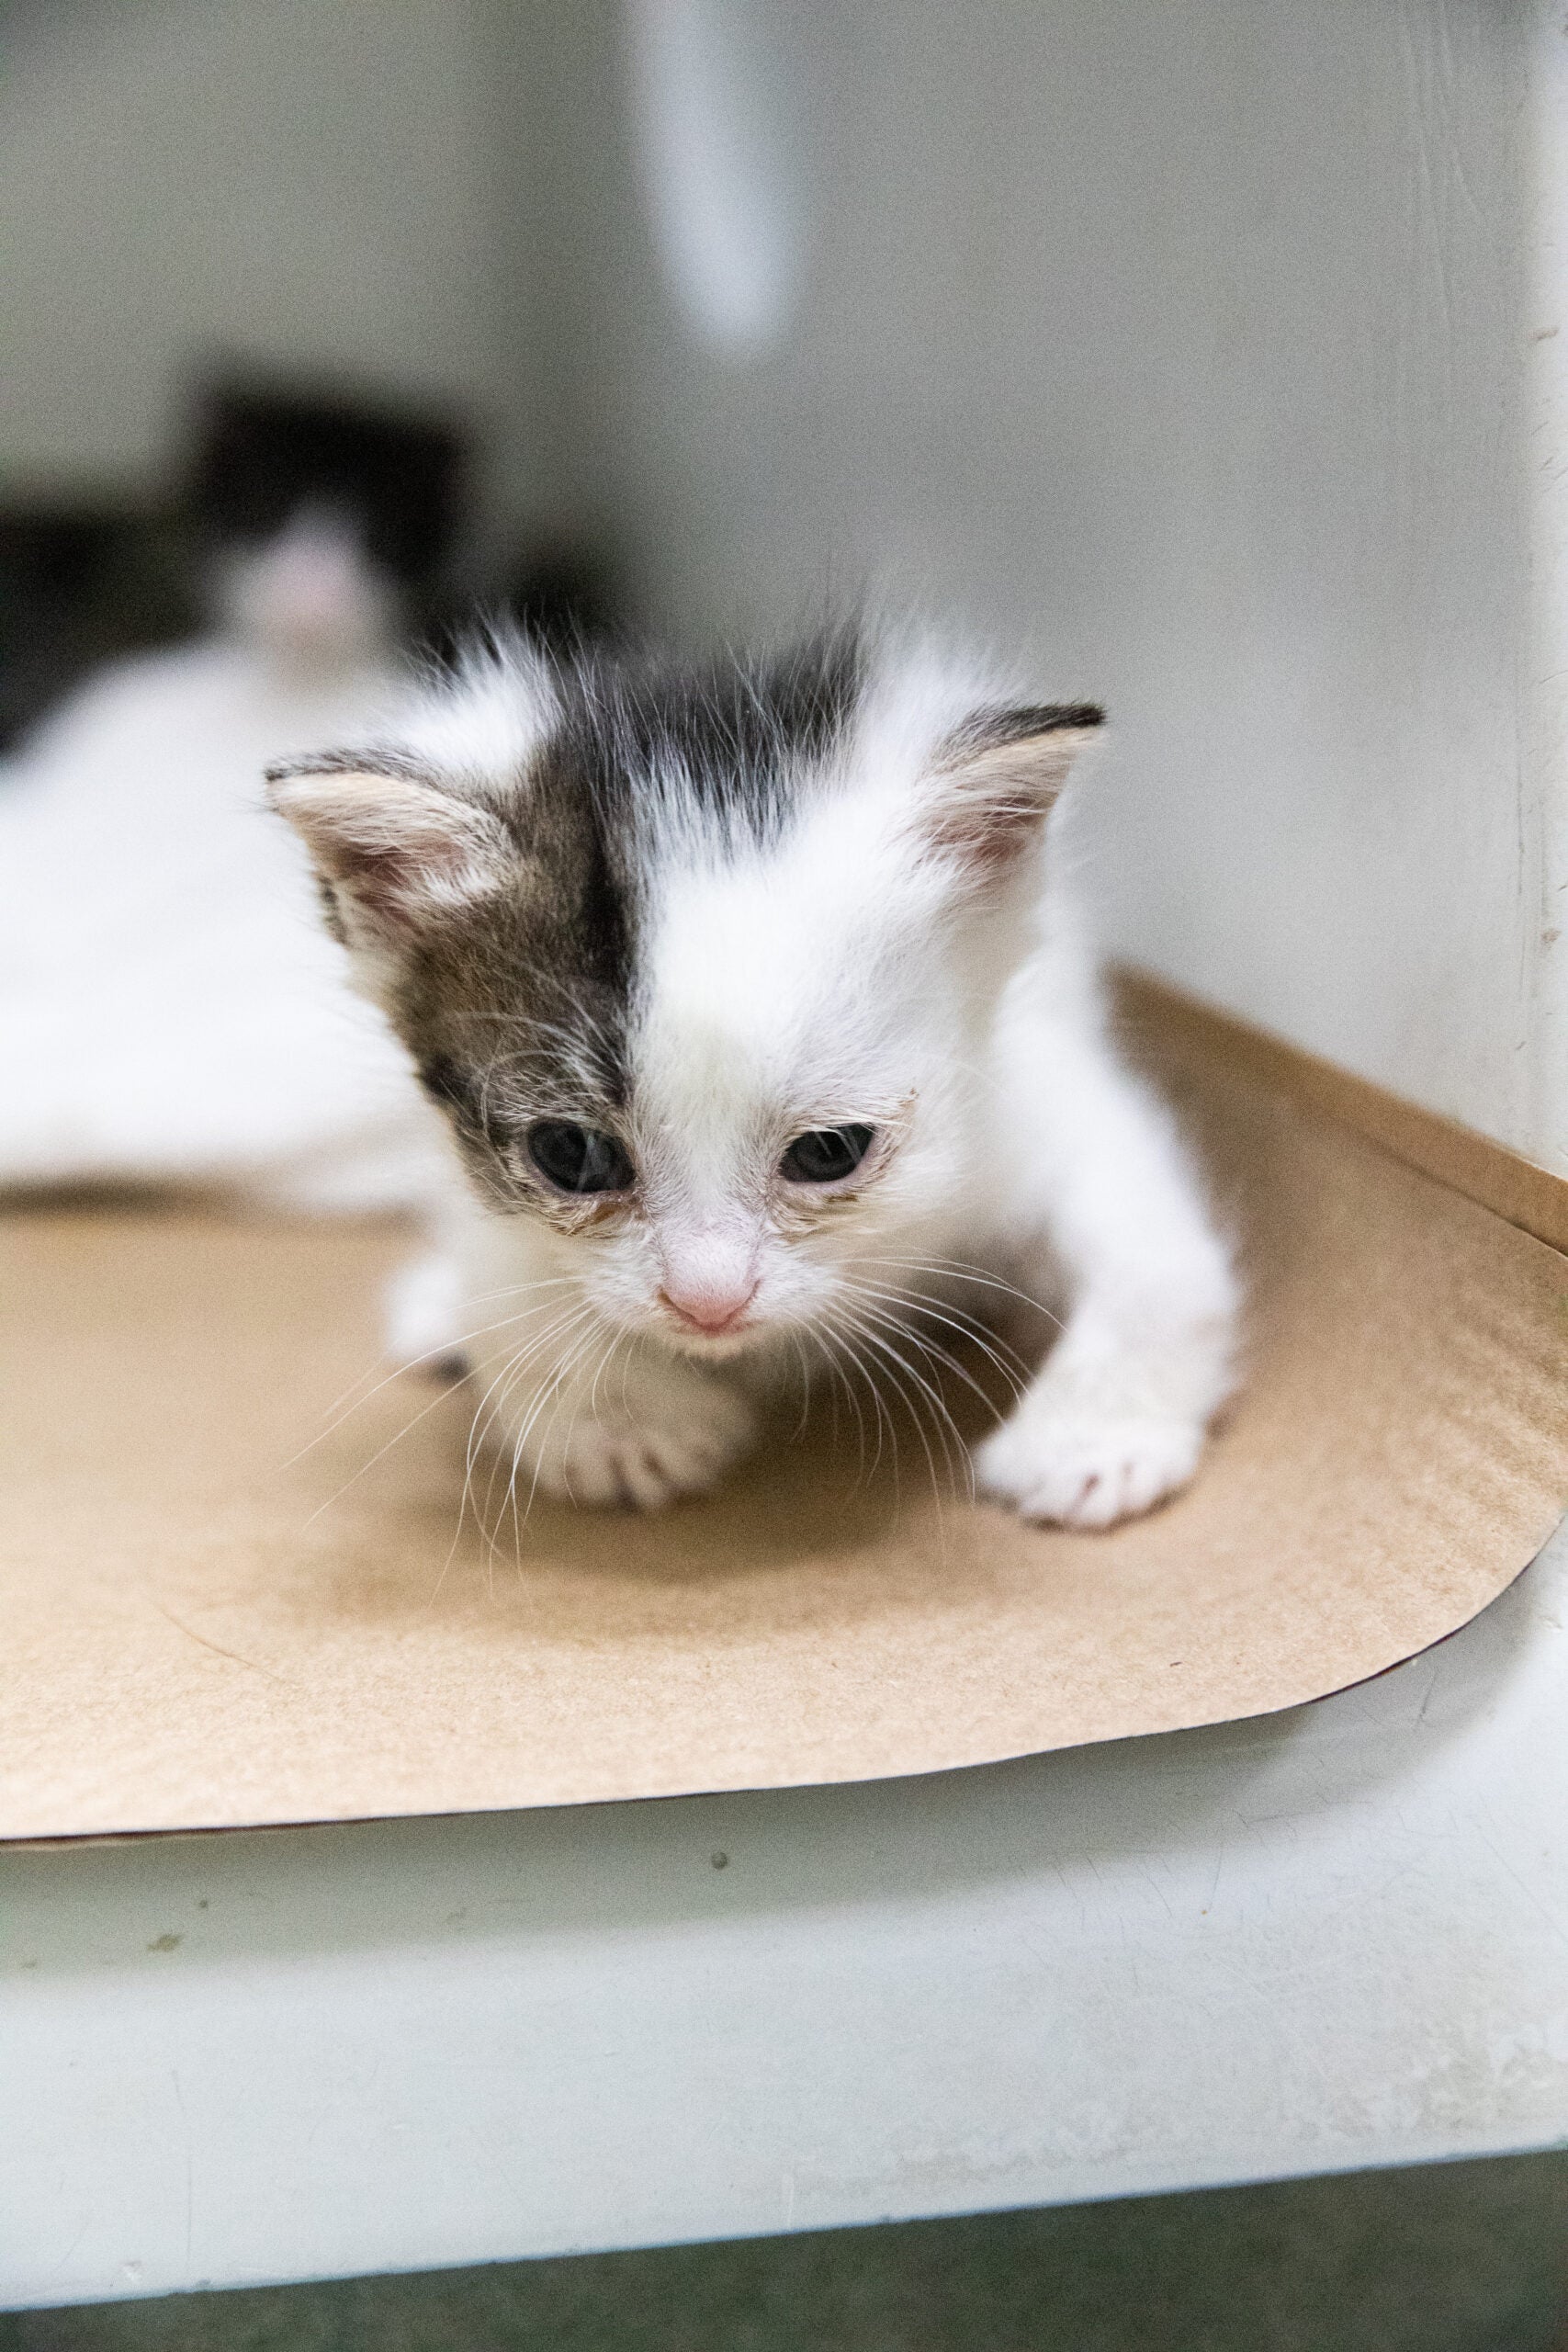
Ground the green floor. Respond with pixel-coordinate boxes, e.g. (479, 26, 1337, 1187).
(7, 2154, 1566, 2352)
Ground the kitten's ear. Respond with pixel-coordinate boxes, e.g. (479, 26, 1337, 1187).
(265, 755, 513, 935)
(919, 702, 1104, 876)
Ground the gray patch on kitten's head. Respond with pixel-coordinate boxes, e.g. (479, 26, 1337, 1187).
(547, 621, 866, 855)
(270, 624, 869, 1204)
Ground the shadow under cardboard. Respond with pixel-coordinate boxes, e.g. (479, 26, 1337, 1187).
(4, 1523, 1550, 1984)
(340, 1388, 931, 1577)
(281, 1363, 1008, 1624)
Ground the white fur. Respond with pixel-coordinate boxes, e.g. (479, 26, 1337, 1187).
(0, 542, 450, 1214)
(308, 642, 1240, 1527)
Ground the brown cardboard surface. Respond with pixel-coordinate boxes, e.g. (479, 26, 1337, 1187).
(1117, 967, 1568, 1255)
(3, 999, 1566, 1839)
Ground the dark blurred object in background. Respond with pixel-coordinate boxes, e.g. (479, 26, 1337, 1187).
(179, 373, 476, 676)
(0, 371, 621, 753)
(499, 539, 621, 652)
(426, 537, 624, 670)
(187, 376, 468, 629)
(0, 503, 196, 752)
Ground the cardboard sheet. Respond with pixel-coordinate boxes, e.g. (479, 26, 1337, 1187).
(4, 997, 1567, 1839)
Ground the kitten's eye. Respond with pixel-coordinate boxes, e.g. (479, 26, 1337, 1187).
(526, 1121, 635, 1194)
(779, 1124, 875, 1184)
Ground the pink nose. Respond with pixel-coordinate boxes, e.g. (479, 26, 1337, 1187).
(658, 1279, 760, 1336)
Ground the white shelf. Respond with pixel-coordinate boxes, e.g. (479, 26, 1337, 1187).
(7, 1521, 1566, 2308)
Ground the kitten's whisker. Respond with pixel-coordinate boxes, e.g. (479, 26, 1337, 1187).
(843, 1327, 908, 1505)
(421, 1316, 601, 1610)
(521, 1320, 615, 1517)
(786, 1332, 814, 1442)
(461, 1304, 592, 1503)
(841, 1282, 1030, 1410)
(479, 1346, 547, 1568)
(463, 1333, 557, 1562)
(476, 1319, 591, 1547)
(837, 1306, 964, 1509)
(499, 1323, 615, 1562)
(836, 1294, 976, 1510)
(299, 1369, 468, 1530)
(458, 1304, 596, 1559)
(505, 1316, 609, 1523)
(289, 1277, 581, 1464)
(855, 1254, 1062, 1330)
(842, 1290, 997, 1413)
(586, 1317, 626, 1430)
(303, 1222, 588, 1524)
(813, 1322, 877, 1487)
(835, 1320, 895, 1487)
(557, 1322, 629, 1510)
(849, 1274, 1037, 1371)
(819, 1317, 900, 1498)
(492, 1335, 582, 1538)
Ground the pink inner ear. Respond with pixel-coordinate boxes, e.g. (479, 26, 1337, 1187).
(925, 762, 1054, 872)
(267, 769, 511, 930)
(321, 835, 438, 922)
(923, 719, 1100, 875)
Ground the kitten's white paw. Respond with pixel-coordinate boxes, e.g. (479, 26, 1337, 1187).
(510, 1367, 758, 1512)
(975, 1401, 1204, 1529)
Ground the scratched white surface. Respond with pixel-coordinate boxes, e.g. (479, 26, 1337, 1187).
(5, 1523, 1565, 2309)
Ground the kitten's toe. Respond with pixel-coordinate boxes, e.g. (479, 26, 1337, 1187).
(533, 1380, 758, 1512)
(975, 1408, 1204, 1529)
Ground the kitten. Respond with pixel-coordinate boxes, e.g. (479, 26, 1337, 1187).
(0, 384, 466, 1212)
(268, 624, 1239, 1527)
(187, 379, 466, 664)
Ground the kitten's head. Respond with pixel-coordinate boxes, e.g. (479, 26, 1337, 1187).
(267, 628, 1100, 1357)
(187, 379, 468, 664)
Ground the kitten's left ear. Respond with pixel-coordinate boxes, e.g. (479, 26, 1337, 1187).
(265, 752, 513, 938)
(919, 702, 1104, 876)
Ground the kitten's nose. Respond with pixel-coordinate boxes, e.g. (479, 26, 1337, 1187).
(658, 1276, 760, 1336)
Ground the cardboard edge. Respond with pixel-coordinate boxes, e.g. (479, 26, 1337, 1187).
(11, 1486, 1563, 1851)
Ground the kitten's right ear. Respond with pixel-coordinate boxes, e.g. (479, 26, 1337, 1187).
(918, 701, 1104, 879)
(265, 754, 513, 936)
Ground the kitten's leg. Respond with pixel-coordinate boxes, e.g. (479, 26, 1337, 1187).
(975, 1034, 1239, 1530)
(449, 1226, 753, 1511)
(474, 1332, 760, 1512)
(386, 1212, 757, 1508)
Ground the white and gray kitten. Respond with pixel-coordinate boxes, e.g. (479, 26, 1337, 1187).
(268, 624, 1238, 1528)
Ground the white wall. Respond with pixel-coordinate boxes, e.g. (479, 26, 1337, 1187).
(509, 1, 1552, 1169)
(1527, 6, 1568, 1179)
(6, 1, 1558, 1166)
(0, 0, 502, 490)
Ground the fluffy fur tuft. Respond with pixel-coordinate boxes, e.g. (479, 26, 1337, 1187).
(270, 621, 1239, 1525)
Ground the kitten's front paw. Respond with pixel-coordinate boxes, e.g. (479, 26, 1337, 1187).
(975, 1401, 1204, 1529)
(517, 1367, 758, 1512)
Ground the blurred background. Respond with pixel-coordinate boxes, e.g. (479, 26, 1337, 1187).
(1, 0, 1541, 1160)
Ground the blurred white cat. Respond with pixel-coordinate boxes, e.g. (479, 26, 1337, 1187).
(0, 387, 462, 1212)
